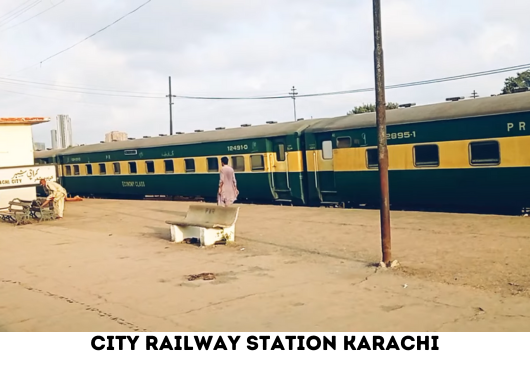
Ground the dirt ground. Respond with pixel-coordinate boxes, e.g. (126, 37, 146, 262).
(0, 199, 529, 332)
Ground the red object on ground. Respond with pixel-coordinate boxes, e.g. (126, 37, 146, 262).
(66, 196, 83, 202)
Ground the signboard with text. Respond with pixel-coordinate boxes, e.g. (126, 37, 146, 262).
(0, 165, 57, 189)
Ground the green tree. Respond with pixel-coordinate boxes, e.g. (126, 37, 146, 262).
(347, 102, 399, 115)
(501, 70, 530, 94)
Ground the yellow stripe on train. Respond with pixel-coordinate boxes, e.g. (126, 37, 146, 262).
(306, 135, 530, 172)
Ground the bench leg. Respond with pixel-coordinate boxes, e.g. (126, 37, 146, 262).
(198, 226, 236, 246)
(223, 225, 236, 243)
(168, 225, 236, 246)
(200, 228, 220, 247)
(170, 224, 184, 243)
(170, 225, 202, 243)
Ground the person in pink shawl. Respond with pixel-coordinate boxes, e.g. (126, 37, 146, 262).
(217, 157, 239, 207)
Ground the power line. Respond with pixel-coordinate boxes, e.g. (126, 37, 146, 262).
(1, 62, 530, 101)
(0, 75, 164, 95)
(0, 87, 114, 107)
(0, 0, 35, 21)
(0, 0, 66, 32)
(0, 74, 287, 97)
(173, 63, 530, 100)
(0, 0, 41, 27)
(0, 78, 164, 98)
(8, 0, 153, 76)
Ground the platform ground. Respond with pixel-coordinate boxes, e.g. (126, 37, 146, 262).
(0, 199, 529, 331)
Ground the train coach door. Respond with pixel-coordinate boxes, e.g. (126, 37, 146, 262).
(314, 134, 338, 205)
(270, 138, 292, 202)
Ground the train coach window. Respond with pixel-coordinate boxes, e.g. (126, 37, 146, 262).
(322, 140, 333, 160)
(164, 160, 174, 174)
(366, 148, 378, 169)
(113, 162, 121, 174)
(232, 156, 245, 172)
(207, 157, 219, 172)
(99, 163, 106, 175)
(73, 165, 80, 176)
(146, 161, 155, 174)
(65, 166, 72, 176)
(86, 164, 93, 175)
(414, 145, 439, 167)
(337, 137, 352, 148)
(129, 162, 138, 174)
(251, 155, 265, 171)
(469, 141, 500, 165)
(276, 144, 286, 161)
(185, 159, 195, 173)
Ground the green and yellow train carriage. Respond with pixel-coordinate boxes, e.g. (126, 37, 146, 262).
(34, 91, 530, 213)
(304, 91, 530, 213)
(34, 148, 66, 167)
(48, 119, 322, 205)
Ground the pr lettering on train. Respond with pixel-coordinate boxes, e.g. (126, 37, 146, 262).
(507, 122, 526, 132)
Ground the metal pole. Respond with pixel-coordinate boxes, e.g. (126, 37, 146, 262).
(166, 76, 176, 135)
(372, 0, 392, 265)
(290, 86, 298, 121)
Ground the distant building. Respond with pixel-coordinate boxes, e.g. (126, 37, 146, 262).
(51, 130, 58, 149)
(34, 142, 45, 151)
(56, 115, 73, 148)
(105, 131, 128, 142)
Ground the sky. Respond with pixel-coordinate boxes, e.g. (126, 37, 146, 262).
(0, 0, 528, 147)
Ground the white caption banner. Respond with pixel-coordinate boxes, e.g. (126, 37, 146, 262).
(0, 333, 526, 379)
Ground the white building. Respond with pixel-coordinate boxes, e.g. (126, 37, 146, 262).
(51, 130, 58, 149)
(56, 114, 73, 148)
(105, 131, 128, 142)
(34, 142, 45, 151)
(0, 117, 57, 209)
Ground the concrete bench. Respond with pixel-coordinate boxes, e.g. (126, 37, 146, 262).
(165, 204, 240, 246)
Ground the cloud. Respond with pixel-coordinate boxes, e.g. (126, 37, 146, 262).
(0, 0, 527, 146)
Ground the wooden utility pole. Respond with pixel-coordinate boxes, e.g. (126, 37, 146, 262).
(372, 0, 392, 266)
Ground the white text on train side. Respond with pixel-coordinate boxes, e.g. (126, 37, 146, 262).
(507, 122, 526, 132)
(386, 131, 416, 140)
(122, 181, 145, 188)
(227, 144, 248, 151)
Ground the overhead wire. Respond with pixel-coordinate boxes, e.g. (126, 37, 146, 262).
(172, 63, 530, 100)
(0, 75, 292, 97)
(0, 0, 41, 27)
(0, 0, 34, 21)
(1, 62, 529, 102)
(0, 87, 118, 107)
(0, 0, 66, 32)
(0, 75, 165, 96)
(8, 0, 153, 76)
(2, 0, 526, 101)
(0, 78, 164, 98)
(0, 75, 288, 98)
